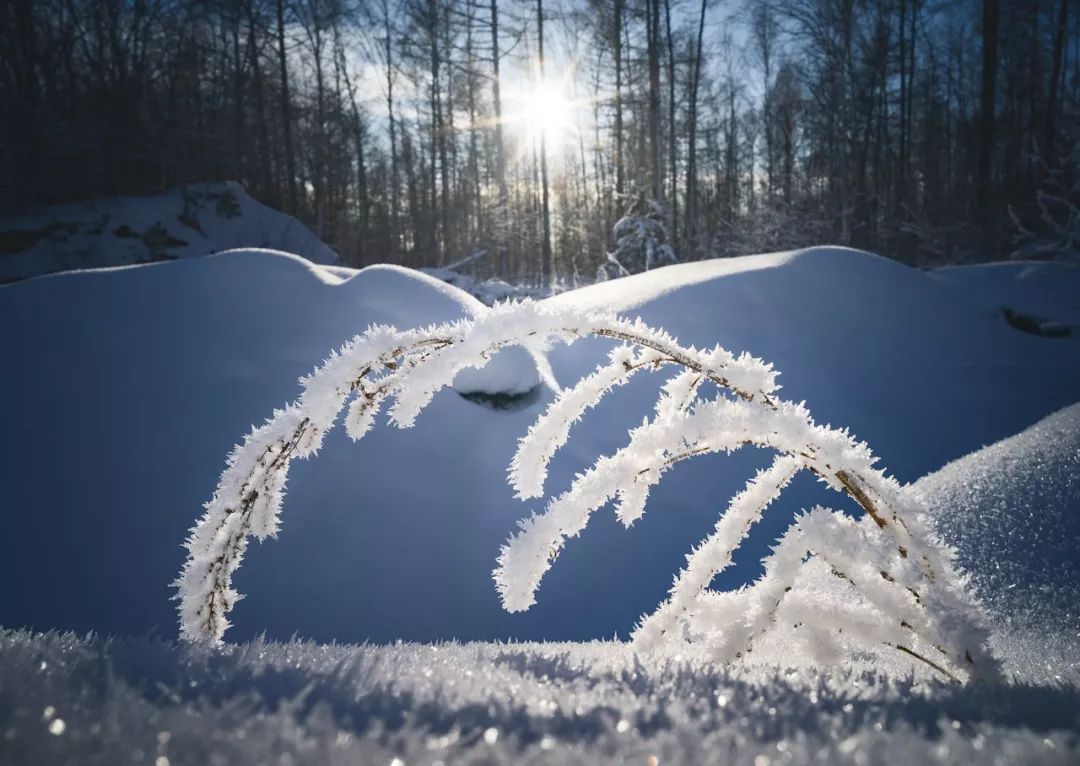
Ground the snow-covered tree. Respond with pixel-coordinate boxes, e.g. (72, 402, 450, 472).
(175, 301, 1001, 683)
(1010, 146, 1080, 262)
(599, 193, 677, 280)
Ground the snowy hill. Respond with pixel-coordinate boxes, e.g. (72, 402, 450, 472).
(1, 247, 1078, 648)
(0, 182, 338, 282)
(914, 401, 1080, 631)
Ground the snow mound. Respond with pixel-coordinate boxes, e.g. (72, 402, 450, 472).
(0, 182, 339, 282)
(930, 260, 1080, 332)
(913, 402, 1080, 631)
(549, 247, 1080, 479)
(453, 347, 544, 398)
(1, 247, 1078, 646)
(422, 265, 544, 306)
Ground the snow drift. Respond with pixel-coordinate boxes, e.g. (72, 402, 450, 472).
(930, 260, 1080, 333)
(914, 401, 1080, 631)
(0, 182, 338, 282)
(0, 247, 1077, 646)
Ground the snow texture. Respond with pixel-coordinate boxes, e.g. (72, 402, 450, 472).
(913, 401, 1080, 632)
(0, 627, 1076, 766)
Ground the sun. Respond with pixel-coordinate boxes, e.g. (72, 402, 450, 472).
(506, 77, 576, 154)
(523, 80, 574, 142)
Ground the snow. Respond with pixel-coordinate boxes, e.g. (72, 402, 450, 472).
(421, 264, 543, 306)
(1, 628, 1077, 765)
(1, 399, 1076, 762)
(2, 245, 1080, 762)
(0, 182, 339, 282)
(548, 248, 1080, 478)
(913, 401, 1080, 632)
(930, 260, 1080, 332)
(1, 247, 1078, 649)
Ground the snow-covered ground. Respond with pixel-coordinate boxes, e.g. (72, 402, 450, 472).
(929, 260, 1080, 333)
(1, 247, 1078, 762)
(0, 182, 337, 282)
(1, 626, 1077, 765)
(4, 407, 1079, 764)
(1, 247, 1077, 645)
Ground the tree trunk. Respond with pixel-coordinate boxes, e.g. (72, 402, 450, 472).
(383, 0, 401, 254)
(977, 0, 999, 214)
(247, 0, 272, 200)
(276, 0, 298, 214)
(440, 1, 454, 258)
(231, 9, 245, 184)
(686, 0, 706, 246)
(1045, 0, 1069, 160)
(427, 0, 442, 263)
(465, 2, 481, 244)
(537, 0, 553, 289)
(490, 0, 509, 273)
(647, 0, 662, 200)
(613, 0, 625, 198)
(663, 0, 678, 246)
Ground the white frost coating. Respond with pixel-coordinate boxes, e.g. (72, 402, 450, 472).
(654, 369, 705, 418)
(495, 397, 789, 614)
(496, 393, 882, 614)
(633, 454, 803, 650)
(510, 345, 666, 498)
(387, 302, 595, 428)
(679, 508, 994, 682)
(175, 299, 998, 683)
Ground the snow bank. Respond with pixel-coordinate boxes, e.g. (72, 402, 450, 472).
(1, 246, 1078, 647)
(930, 260, 1080, 332)
(913, 402, 1080, 631)
(0, 182, 338, 281)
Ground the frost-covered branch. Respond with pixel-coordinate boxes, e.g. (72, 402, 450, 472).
(680, 507, 987, 682)
(175, 300, 1000, 683)
(633, 454, 803, 650)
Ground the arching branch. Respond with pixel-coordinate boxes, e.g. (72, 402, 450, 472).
(174, 301, 999, 683)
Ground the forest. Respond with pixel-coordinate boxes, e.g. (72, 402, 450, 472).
(2, 0, 1078, 283)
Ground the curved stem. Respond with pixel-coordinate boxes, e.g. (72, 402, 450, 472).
(179, 308, 998, 684)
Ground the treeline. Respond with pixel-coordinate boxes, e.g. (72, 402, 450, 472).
(2, 0, 1078, 278)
